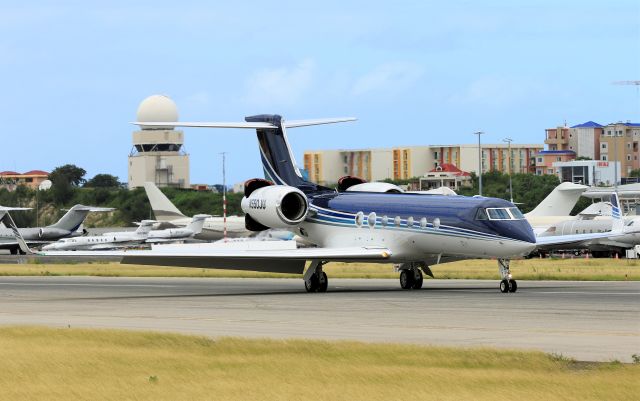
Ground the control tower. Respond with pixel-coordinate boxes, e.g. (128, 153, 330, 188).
(128, 95, 190, 189)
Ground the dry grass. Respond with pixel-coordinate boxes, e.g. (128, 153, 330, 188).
(0, 326, 637, 401)
(0, 258, 639, 280)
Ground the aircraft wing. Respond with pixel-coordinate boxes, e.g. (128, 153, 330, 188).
(535, 231, 627, 249)
(40, 246, 392, 274)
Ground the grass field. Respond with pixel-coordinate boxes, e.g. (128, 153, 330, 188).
(0, 258, 639, 280)
(0, 326, 637, 401)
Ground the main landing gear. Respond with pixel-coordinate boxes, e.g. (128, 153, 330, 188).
(397, 262, 432, 290)
(498, 258, 517, 293)
(304, 260, 328, 293)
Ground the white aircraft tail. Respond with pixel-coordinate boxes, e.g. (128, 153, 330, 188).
(135, 220, 156, 235)
(610, 192, 624, 233)
(143, 182, 185, 221)
(186, 214, 210, 235)
(526, 182, 588, 217)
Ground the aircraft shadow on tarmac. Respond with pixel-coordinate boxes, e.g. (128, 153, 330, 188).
(46, 284, 513, 302)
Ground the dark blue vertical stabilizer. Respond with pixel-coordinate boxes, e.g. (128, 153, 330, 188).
(245, 114, 309, 188)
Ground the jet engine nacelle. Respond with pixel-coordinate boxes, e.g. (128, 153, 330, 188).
(38, 227, 70, 239)
(241, 185, 309, 230)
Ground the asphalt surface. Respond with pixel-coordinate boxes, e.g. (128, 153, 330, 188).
(0, 277, 637, 362)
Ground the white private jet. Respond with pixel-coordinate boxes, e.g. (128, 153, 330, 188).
(41, 114, 626, 293)
(146, 214, 210, 243)
(0, 204, 114, 254)
(143, 182, 248, 240)
(42, 220, 156, 251)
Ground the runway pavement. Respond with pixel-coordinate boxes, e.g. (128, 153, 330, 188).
(0, 276, 637, 362)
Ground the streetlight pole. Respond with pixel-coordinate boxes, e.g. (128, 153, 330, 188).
(474, 132, 484, 196)
(503, 137, 513, 203)
(220, 152, 227, 242)
(613, 134, 618, 189)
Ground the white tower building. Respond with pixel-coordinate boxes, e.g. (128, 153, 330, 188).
(128, 95, 190, 189)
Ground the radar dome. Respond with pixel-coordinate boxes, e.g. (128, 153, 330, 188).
(136, 95, 179, 130)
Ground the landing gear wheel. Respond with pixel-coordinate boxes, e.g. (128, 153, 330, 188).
(305, 274, 319, 293)
(508, 279, 517, 293)
(499, 279, 510, 293)
(400, 270, 414, 289)
(318, 272, 328, 293)
(412, 269, 423, 289)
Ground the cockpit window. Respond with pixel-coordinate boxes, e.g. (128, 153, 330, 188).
(508, 207, 525, 219)
(485, 207, 525, 221)
(487, 208, 511, 220)
(475, 208, 489, 220)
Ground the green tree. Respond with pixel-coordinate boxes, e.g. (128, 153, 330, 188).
(84, 174, 121, 188)
(628, 169, 640, 178)
(49, 164, 87, 187)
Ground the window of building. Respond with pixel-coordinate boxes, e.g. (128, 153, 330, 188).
(537, 157, 543, 163)
(601, 143, 607, 150)
(602, 155, 608, 161)
(627, 155, 632, 161)
(556, 157, 561, 162)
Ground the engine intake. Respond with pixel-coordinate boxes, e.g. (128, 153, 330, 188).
(241, 184, 308, 230)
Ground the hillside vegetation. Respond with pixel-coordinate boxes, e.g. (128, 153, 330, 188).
(0, 185, 242, 228)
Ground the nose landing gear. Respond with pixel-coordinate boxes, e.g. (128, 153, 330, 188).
(498, 258, 517, 293)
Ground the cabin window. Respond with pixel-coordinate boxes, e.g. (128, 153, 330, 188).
(367, 212, 377, 228)
(355, 212, 364, 227)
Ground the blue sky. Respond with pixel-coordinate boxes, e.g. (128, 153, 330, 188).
(1, 0, 639, 185)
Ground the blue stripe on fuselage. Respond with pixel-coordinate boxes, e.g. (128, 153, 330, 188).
(307, 191, 536, 244)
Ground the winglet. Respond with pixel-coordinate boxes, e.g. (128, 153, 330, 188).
(0, 210, 33, 254)
(611, 192, 624, 233)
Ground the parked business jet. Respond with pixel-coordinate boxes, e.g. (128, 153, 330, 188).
(0, 204, 114, 254)
(537, 195, 640, 256)
(144, 182, 248, 240)
(41, 115, 624, 293)
(524, 182, 588, 232)
(42, 220, 155, 251)
(146, 214, 210, 243)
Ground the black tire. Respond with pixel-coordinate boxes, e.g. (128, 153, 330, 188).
(573, 251, 580, 257)
(9, 247, 18, 255)
(400, 270, 413, 289)
(412, 270, 423, 289)
(318, 272, 328, 293)
(305, 273, 319, 292)
(499, 279, 509, 293)
(508, 279, 517, 293)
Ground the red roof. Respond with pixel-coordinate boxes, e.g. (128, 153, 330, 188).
(0, 170, 49, 176)
(22, 170, 49, 176)
(429, 163, 471, 176)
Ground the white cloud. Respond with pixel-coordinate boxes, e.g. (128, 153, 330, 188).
(244, 59, 315, 107)
(448, 76, 545, 108)
(351, 62, 423, 96)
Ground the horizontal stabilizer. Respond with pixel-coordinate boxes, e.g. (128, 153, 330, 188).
(132, 117, 356, 130)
